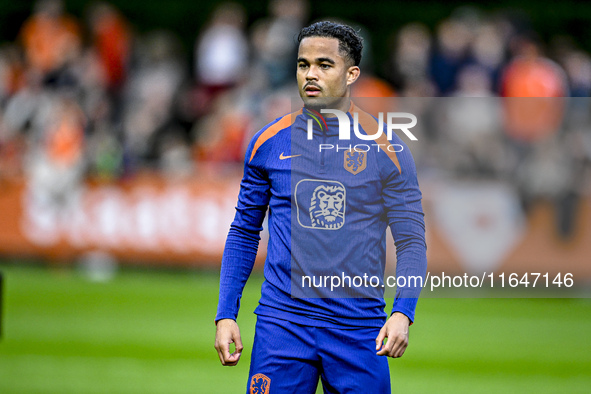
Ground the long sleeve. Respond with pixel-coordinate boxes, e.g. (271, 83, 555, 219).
(215, 139, 271, 322)
(383, 144, 427, 323)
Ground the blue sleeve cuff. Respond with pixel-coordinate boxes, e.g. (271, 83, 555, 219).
(391, 297, 418, 323)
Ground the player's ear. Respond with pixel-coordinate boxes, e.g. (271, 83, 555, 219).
(346, 66, 360, 86)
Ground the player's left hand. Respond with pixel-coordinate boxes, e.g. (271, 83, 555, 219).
(375, 312, 410, 358)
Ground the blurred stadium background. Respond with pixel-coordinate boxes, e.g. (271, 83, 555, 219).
(0, 0, 590, 392)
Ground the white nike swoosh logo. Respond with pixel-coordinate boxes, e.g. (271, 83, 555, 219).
(279, 153, 302, 160)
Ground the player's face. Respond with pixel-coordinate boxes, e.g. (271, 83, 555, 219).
(297, 37, 360, 110)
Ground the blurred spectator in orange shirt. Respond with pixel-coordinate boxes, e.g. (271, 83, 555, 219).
(26, 94, 87, 209)
(19, 0, 82, 82)
(88, 2, 132, 93)
(45, 98, 85, 168)
(352, 76, 396, 98)
(501, 34, 567, 143)
(502, 35, 566, 97)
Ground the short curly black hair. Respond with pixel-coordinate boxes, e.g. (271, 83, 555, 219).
(297, 21, 363, 67)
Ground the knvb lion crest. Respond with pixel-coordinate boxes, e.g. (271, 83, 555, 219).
(310, 184, 345, 229)
(344, 149, 367, 175)
(295, 179, 347, 230)
(250, 373, 270, 394)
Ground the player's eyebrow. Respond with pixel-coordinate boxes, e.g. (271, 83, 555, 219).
(316, 57, 335, 64)
(297, 57, 336, 64)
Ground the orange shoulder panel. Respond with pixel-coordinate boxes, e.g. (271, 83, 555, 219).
(352, 104, 401, 174)
(249, 109, 302, 163)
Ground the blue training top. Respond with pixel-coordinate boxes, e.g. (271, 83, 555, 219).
(216, 102, 427, 328)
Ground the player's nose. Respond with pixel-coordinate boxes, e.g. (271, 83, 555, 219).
(306, 66, 319, 80)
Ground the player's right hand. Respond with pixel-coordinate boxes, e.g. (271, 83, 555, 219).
(214, 318, 243, 366)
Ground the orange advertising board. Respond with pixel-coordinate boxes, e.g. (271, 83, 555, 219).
(0, 171, 259, 267)
(1, 173, 590, 282)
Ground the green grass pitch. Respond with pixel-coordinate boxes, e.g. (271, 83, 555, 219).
(0, 263, 590, 393)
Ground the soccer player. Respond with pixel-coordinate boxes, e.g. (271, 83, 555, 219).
(215, 21, 427, 393)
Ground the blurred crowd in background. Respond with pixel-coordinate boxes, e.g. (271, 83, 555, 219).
(1, 0, 591, 239)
